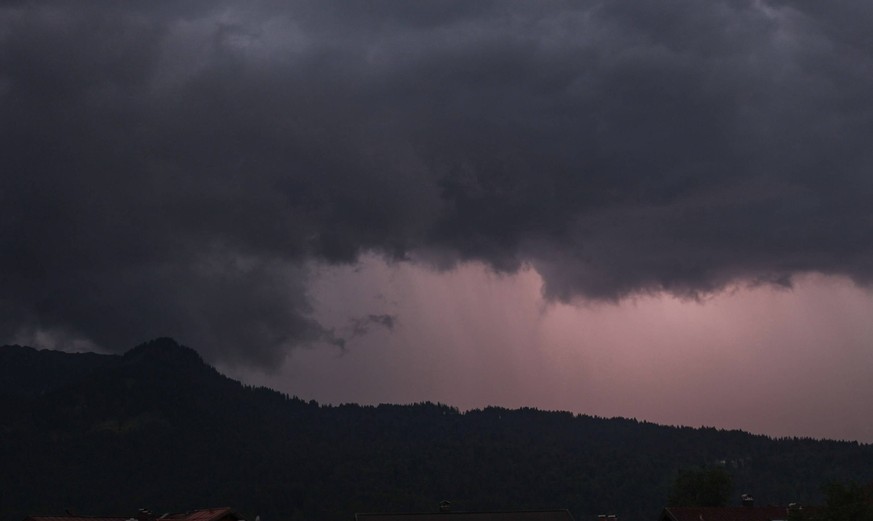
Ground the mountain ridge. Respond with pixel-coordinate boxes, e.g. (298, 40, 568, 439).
(2, 339, 872, 521)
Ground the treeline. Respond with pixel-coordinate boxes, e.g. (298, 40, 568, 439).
(2, 339, 872, 521)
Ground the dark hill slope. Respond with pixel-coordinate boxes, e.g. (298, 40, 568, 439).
(1, 339, 871, 521)
(0, 344, 118, 397)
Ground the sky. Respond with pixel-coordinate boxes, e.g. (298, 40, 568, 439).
(2, 1, 873, 442)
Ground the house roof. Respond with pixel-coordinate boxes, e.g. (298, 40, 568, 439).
(25, 507, 240, 521)
(164, 508, 238, 521)
(356, 510, 575, 521)
(26, 517, 129, 521)
(660, 506, 804, 521)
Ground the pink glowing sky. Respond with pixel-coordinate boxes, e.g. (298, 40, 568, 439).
(222, 256, 873, 443)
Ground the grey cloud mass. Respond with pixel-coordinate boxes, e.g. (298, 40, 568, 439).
(2, 0, 872, 365)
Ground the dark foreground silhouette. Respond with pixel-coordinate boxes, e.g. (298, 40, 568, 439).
(3, 338, 872, 521)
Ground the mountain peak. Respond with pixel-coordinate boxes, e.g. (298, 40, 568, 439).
(124, 337, 205, 367)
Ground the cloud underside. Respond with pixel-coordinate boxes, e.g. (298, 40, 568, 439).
(1, 0, 872, 365)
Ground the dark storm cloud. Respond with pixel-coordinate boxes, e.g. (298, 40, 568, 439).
(2, 1, 872, 364)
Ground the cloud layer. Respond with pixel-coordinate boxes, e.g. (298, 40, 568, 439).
(2, 1, 872, 364)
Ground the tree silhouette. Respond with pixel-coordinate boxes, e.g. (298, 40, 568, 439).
(667, 467, 733, 507)
(818, 481, 873, 521)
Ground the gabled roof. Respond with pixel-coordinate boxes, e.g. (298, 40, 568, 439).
(356, 510, 575, 521)
(661, 506, 800, 521)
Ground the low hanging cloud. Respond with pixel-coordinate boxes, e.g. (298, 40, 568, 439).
(1, 0, 872, 365)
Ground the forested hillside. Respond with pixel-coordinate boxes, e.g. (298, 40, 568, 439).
(2, 339, 871, 521)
